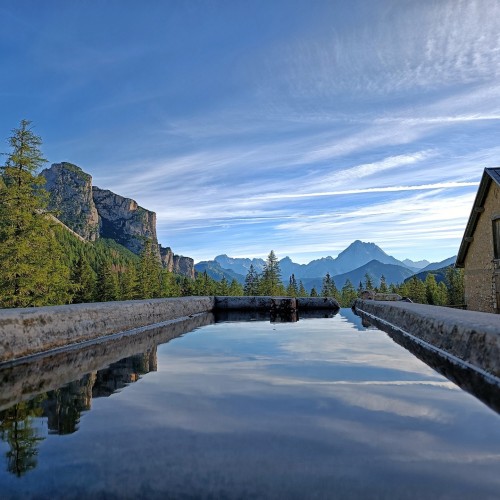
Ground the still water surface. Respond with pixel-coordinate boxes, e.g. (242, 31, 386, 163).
(0, 310, 499, 498)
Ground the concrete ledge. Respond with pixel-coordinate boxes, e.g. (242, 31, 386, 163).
(214, 296, 340, 311)
(0, 297, 215, 363)
(0, 312, 215, 412)
(353, 299, 500, 378)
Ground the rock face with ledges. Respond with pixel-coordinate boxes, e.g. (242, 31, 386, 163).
(42, 162, 194, 277)
(92, 186, 158, 256)
(40, 162, 99, 241)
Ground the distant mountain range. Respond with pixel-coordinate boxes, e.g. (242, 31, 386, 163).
(194, 240, 456, 291)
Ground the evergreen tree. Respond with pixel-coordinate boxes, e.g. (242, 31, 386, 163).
(259, 250, 282, 296)
(96, 260, 119, 302)
(379, 275, 388, 293)
(298, 280, 308, 297)
(120, 264, 140, 300)
(445, 267, 464, 306)
(321, 272, 339, 300)
(406, 276, 426, 304)
(364, 273, 374, 290)
(138, 239, 161, 298)
(243, 264, 260, 295)
(71, 254, 96, 303)
(228, 279, 243, 296)
(425, 273, 439, 305)
(0, 120, 73, 307)
(437, 281, 449, 306)
(218, 276, 230, 295)
(340, 279, 358, 307)
(286, 274, 299, 297)
(310, 287, 318, 297)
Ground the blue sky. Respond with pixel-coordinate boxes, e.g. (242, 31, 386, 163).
(1, 0, 499, 264)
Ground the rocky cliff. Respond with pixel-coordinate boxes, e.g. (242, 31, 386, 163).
(40, 163, 99, 241)
(92, 186, 158, 256)
(160, 246, 195, 279)
(42, 162, 194, 278)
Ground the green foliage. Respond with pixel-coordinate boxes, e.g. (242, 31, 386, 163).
(228, 279, 243, 296)
(340, 279, 358, 307)
(0, 397, 46, 477)
(286, 274, 299, 297)
(310, 287, 318, 297)
(378, 275, 388, 293)
(298, 280, 308, 297)
(364, 273, 374, 290)
(137, 239, 161, 299)
(0, 120, 73, 307)
(243, 264, 260, 295)
(445, 267, 465, 305)
(321, 273, 340, 300)
(259, 250, 284, 296)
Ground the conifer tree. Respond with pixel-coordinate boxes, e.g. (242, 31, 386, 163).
(260, 250, 282, 296)
(0, 120, 73, 307)
(120, 264, 140, 300)
(138, 239, 161, 298)
(445, 267, 464, 306)
(321, 272, 339, 299)
(425, 273, 439, 305)
(379, 275, 388, 293)
(96, 260, 119, 302)
(340, 279, 358, 307)
(243, 264, 260, 296)
(228, 279, 243, 296)
(286, 274, 299, 297)
(364, 273, 374, 290)
(298, 280, 308, 297)
(72, 254, 96, 303)
(218, 276, 230, 295)
(310, 287, 318, 297)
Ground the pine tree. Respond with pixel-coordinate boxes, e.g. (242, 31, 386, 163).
(218, 276, 230, 295)
(406, 276, 426, 304)
(340, 279, 358, 307)
(298, 280, 308, 297)
(425, 273, 439, 305)
(310, 287, 318, 297)
(364, 273, 374, 290)
(120, 264, 140, 300)
(0, 120, 73, 307)
(259, 250, 282, 296)
(138, 239, 161, 299)
(379, 275, 388, 293)
(71, 254, 96, 303)
(96, 260, 119, 302)
(228, 279, 243, 296)
(445, 267, 464, 306)
(321, 272, 339, 299)
(243, 264, 260, 295)
(286, 274, 299, 297)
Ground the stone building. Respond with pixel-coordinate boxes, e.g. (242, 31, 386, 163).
(456, 168, 500, 313)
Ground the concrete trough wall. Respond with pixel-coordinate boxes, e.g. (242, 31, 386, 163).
(215, 296, 339, 311)
(0, 297, 215, 363)
(353, 299, 500, 378)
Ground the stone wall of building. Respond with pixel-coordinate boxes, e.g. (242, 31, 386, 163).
(464, 182, 500, 313)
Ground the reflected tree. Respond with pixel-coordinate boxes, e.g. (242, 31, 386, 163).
(0, 396, 46, 477)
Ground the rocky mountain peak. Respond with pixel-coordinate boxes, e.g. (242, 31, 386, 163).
(40, 162, 99, 241)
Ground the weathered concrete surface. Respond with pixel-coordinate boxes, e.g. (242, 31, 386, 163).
(215, 296, 340, 311)
(0, 312, 214, 412)
(0, 297, 215, 363)
(353, 299, 500, 378)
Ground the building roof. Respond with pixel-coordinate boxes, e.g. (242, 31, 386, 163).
(456, 168, 500, 268)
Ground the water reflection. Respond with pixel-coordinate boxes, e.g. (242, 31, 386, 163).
(0, 311, 499, 498)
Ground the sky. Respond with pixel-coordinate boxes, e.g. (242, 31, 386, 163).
(1, 0, 499, 264)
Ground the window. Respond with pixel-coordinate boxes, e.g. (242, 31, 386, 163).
(493, 218, 500, 259)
